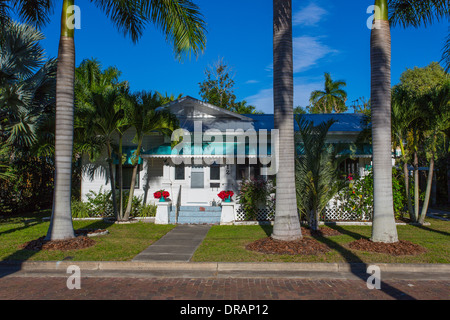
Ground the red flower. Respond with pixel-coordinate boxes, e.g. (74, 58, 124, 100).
(153, 191, 162, 199)
(218, 190, 234, 200)
(154, 190, 170, 199)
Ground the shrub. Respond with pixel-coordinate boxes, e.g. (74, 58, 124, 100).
(138, 204, 157, 217)
(85, 187, 114, 217)
(334, 168, 409, 220)
(121, 190, 143, 217)
(71, 199, 91, 218)
(237, 179, 275, 221)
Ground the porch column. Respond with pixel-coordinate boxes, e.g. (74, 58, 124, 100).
(220, 202, 235, 225)
(155, 201, 172, 225)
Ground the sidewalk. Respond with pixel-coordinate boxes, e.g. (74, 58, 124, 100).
(132, 225, 211, 262)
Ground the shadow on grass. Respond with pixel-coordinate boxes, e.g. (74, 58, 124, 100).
(0, 219, 114, 279)
(257, 223, 417, 300)
(411, 219, 450, 237)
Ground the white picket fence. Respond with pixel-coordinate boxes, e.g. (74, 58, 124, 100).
(234, 199, 373, 222)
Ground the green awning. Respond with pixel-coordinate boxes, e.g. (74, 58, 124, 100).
(113, 147, 143, 165)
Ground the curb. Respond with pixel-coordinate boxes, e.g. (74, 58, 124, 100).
(1, 261, 449, 280)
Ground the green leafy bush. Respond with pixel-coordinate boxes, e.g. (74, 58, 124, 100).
(334, 168, 408, 220)
(237, 179, 275, 221)
(138, 203, 157, 217)
(85, 187, 114, 217)
(71, 199, 91, 218)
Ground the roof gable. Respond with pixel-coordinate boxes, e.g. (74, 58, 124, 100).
(161, 96, 253, 121)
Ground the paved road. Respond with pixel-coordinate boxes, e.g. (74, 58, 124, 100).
(1, 276, 448, 300)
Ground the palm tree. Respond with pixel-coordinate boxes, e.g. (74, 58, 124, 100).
(77, 85, 125, 219)
(0, 21, 56, 149)
(388, 0, 450, 71)
(309, 73, 348, 113)
(370, 0, 398, 243)
(295, 117, 346, 231)
(46, 0, 207, 240)
(271, 0, 302, 241)
(122, 91, 178, 220)
(417, 80, 450, 224)
(0, 1, 52, 31)
(391, 93, 418, 221)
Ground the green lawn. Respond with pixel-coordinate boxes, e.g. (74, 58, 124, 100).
(1, 210, 448, 263)
(0, 210, 175, 261)
(192, 218, 450, 264)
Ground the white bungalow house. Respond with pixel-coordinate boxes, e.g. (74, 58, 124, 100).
(80, 96, 372, 224)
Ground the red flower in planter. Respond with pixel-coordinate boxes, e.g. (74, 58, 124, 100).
(154, 190, 170, 199)
(218, 190, 234, 200)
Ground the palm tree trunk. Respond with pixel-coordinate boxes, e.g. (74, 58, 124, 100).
(414, 149, 419, 221)
(370, 0, 398, 243)
(124, 140, 142, 220)
(106, 142, 119, 220)
(419, 134, 437, 224)
(46, 0, 76, 241)
(403, 161, 414, 219)
(118, 134, 123, 220)
(271, 0, 302, 241)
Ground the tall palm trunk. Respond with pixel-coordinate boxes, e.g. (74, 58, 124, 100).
(370, 0, 398, 243)
(46, 0, 76, 240)
(106, 142, 119, 219)
(403, 161, 414, 219)
(419, 134, 437, 224)
(118, 134, 124, 220)
(413, 147, 419, 221)
(271, 0, 302, 241)
(124, 140, 142, 220)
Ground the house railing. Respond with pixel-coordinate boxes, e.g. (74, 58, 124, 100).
(175, 185, 182, 223)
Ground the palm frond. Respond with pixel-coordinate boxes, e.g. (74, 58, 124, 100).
(388, 0, 450, 28)
(140, 0, 207, 59)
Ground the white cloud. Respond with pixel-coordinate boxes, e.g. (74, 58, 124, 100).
(293, 2, 328, 27)
(245, 80, 260, 84)
(293, 36, 337, 73)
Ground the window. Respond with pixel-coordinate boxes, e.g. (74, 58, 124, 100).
(210, 164, 220, 181)
(117, 165, 139, 189)
(175, 164, 185, 180)
(236, 160, 262, 181)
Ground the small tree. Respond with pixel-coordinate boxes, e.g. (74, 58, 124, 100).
(199, 58, 236, 110)
(295, 116, 346, 230)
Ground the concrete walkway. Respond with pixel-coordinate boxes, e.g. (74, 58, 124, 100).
(132, 225, 211, 262)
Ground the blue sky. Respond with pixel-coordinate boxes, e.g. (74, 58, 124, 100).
(38, 0, 448, 114)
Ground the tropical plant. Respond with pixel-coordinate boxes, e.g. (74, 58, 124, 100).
(271, 0, 303, 241)
(308, 73, 348, 114)
(392, 62, 449, 223)
(388, 0, 450, 71)
(237, 179, 274, 221)
(231, 100, 264, 115)
(417, 79, 450, 224)
(122, 91, 178, 220)
(76, 84, 126, 220)
(0, 21, 56, 149)
(46, 0, 207, 240)
(370, 0, 399, 243)
(295, 117, 346, 230)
